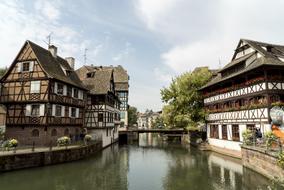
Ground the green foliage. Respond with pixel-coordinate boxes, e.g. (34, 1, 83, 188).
(128, 106, 138, 126)
(0, 67, 7, 78)
(160, 67, 212, 129)
(0, 128, 4, 141)
(277, 152, 284, 169)
(242, 129, 253, 145)
(84, 134, 92, 144)
(265, 131, 277, 149)
(151, 116, 164, 129)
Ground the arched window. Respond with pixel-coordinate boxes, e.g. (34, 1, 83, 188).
(31, 129, 39, 137)
(64, 128, 69, 136)
(51, 129, 57, 137)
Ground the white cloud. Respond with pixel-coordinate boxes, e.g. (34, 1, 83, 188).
(0, 0, 87, 68)
(135, 0, 284, 76)
(154, 67, 172, 84)
(34, 0, 61, 21)
(112, 41, 134, 61)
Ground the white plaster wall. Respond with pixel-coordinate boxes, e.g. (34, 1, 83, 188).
(208, 138, 241, 151)
(239, 124, 246, 142)
(88, 128, 115, 148)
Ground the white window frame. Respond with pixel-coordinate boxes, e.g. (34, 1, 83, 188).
(17, 61, 34, 72)
(30, 81, 41, 93)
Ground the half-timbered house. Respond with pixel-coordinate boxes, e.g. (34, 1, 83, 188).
(76, 66, 121, 147)
(0, 40, 87, 146)
(76, 65, 129, 130)
(201, 39, 284, 153)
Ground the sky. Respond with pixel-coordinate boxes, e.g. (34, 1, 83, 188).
(1, 0, 284, 112)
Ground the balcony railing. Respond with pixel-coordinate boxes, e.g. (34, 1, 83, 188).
(50, 94, 85, 107)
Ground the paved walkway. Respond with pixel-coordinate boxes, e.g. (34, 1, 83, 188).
(0, 145, 83, 156)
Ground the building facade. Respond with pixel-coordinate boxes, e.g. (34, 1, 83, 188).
(0, 41, 87, 146)
(200, 39, 284, 152)
(76, 65, 129, 130)
(137, 110, 161, 129)
(76, 66, 121, 147)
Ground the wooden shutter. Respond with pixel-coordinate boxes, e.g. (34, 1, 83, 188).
(17, 62, 22, 72)
(26, 105, 31, 116)
(54, 82, 58, 94)
(61, 106, 65, 117)
(29, 61, 34, 71)
(63, 85, 67, 96)
(76, 108, 79, 118)
(69, 107, 71, 117)
(39, 104, 45, 116)
(52, 104, 56, 116)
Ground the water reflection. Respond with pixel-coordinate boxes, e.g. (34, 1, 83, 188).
(0, 133, 281, 190)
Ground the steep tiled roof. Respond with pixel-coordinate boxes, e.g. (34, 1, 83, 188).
(201, 39, 284, 90)
(82, 69, 113, 95)
(28, 41, 86, 89)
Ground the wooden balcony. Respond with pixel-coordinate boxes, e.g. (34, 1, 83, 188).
(6, 116, 83, 126)
(49, 94, 85, 107)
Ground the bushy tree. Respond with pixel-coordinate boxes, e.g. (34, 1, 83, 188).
(161, 67, 212, 130)
(0, 67, 7, 78)
(128, 106, 138, 126)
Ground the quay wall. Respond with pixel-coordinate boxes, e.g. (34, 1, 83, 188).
(0, 141, 102, 172)
(241, 145, 284, 180)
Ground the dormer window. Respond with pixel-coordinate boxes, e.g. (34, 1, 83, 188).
(18, 61, 34, 72)
(86, 72, 94, 78)
(73, 88, 78, 98)
(23, 62, 30, 72)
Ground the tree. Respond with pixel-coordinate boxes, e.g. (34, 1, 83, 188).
(0, 67, 7, 78)
(128, 106, 138, 127)
(160, 67, 212, 130)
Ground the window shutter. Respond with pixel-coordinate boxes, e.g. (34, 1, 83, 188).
(63, 85, 67, 95)
(76, 108, 79, 118)
(17, 62, 22, 72)
(71, 88, 74, 97)
(26, 105, 31, 116)
(39, 104, 45, 116)
(52, 104, 56, 116)
(54, 82, 58, 94)
(61, 106, 65, 117)
(69, 107, 71, 117)
(79, 90, 83, 99)
(29, 61, 34, 71)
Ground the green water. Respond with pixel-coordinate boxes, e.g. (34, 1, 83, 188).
(0, 133, 281, 190)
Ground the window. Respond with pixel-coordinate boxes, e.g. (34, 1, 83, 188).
(30, 81, 40, 93)
(106, 128, 108, 137)
(247, 124, 255, 133)
(232, 125, 240, 141)
(55, 105, 62, 117)
(67, 86, 72, 97)
(31, 129, 39, 137)
(22, 62, 30, 72)
(98, 113, 103, 122)
(73, 88, 78, 98)
(64, 128, 69, 136)
(51, 129, 57, 137)
(210, 125, 219, 139)
(57, 83, 64, 95)
(71, 107, 76, 117)
(120, 112, 125, 119)
(222, 125, 227, 140)
(31, 105, 40, 116)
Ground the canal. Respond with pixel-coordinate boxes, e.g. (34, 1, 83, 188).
(0, 133, 281, 190)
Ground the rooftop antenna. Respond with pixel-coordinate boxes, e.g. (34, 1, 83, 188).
(218, 58, 222, 69)
(43, 32, 53, 47)
(84, 48, 88, 65)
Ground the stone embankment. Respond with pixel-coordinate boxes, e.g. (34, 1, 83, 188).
(0, 141, 102, 172)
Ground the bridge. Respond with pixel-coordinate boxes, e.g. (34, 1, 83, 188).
(118, 128, 188, 144)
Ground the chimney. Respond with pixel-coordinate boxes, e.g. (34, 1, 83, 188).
(65, 57, 75, 70)
(48, 45, 57, 58)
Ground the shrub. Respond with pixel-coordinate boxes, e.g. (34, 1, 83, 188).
(57, 136, 71, 147)
(277, 152, 284, 169)
(242, 129, 253, 145)
(9, 139, 18, 148)
(265, 131, 277, 149)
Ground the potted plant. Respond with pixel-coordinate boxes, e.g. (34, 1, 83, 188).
(84, 134, 92, 145)
(57, 136, 71, 148)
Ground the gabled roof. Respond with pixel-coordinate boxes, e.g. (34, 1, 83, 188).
(1, 40, 86, 90)
(201, 39, 284, 90)
(76, 64, 129, 91)
(82, 69, 114, 95)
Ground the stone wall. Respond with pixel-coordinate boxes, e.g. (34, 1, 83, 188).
(241, 145, 284, 179)
(0, 141, 102, 172)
